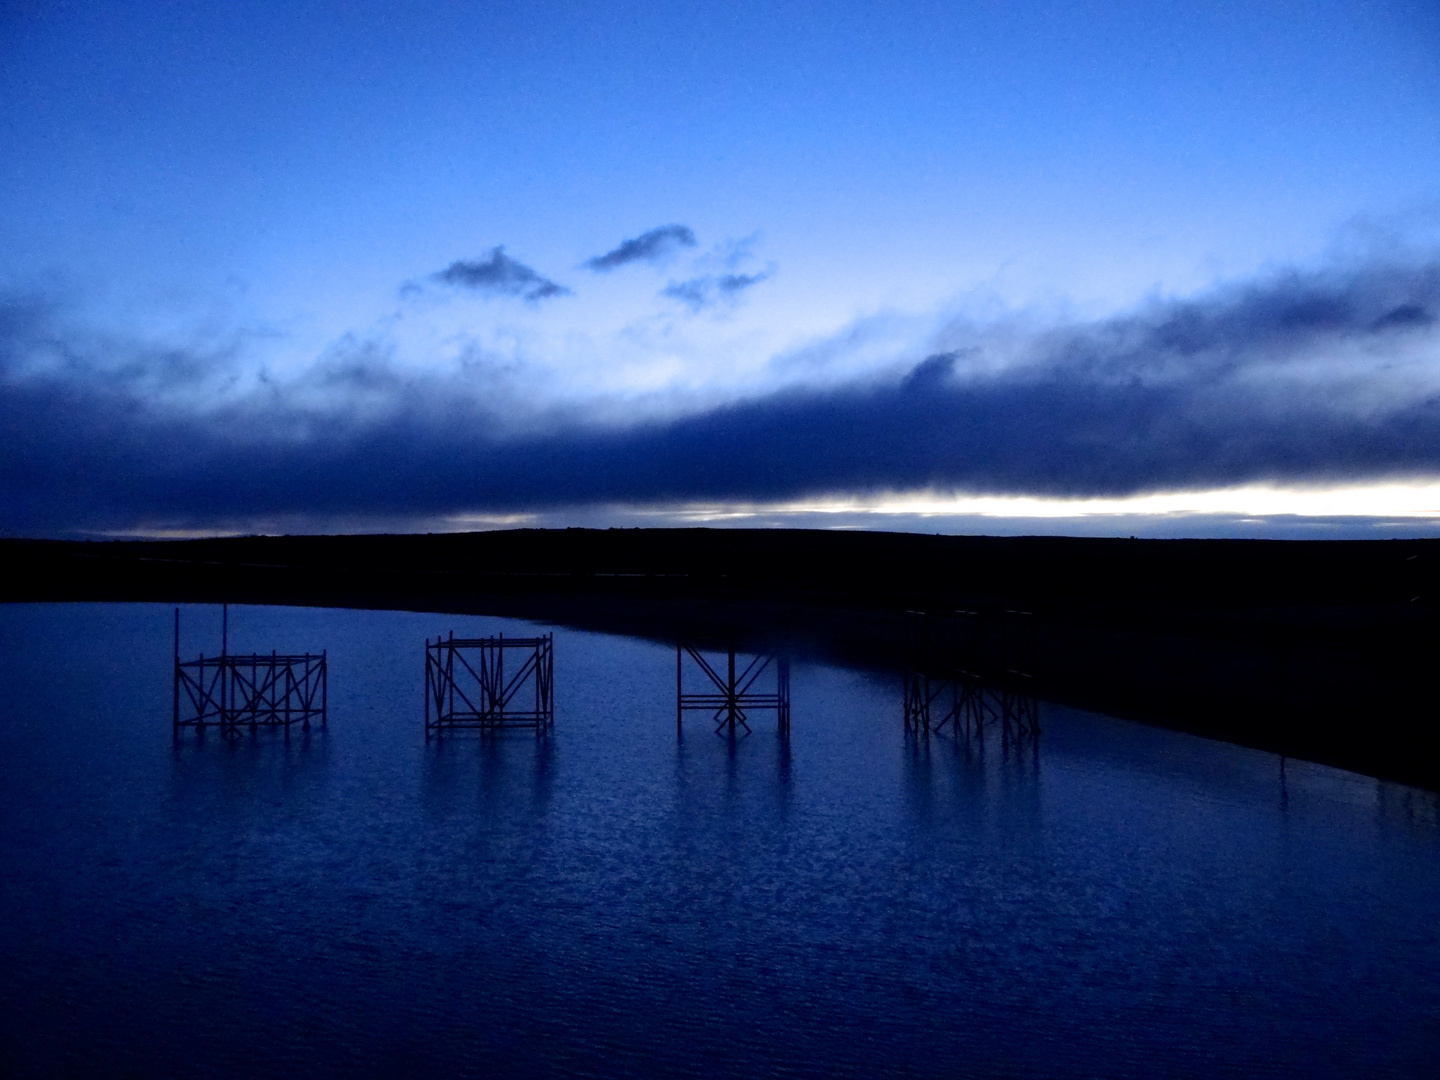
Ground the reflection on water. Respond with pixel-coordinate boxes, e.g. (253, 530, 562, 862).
(0, 602, 1437, 1078)
(170, 728, 332, 810)
(902, 724, 1043, 830)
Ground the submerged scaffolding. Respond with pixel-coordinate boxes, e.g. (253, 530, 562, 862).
(677, 644, 791, 736)
(903, 609, 1038, 739)
(172, 606, 327, 740)
(425, 632, 554, 735)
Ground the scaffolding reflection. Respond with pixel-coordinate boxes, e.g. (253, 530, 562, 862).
(903, 609, 1038, 741)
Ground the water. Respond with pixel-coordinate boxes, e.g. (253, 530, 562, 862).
(0, 603, 1437, 1078)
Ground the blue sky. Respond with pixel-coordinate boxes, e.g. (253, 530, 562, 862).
(2, 0, 1439, 536)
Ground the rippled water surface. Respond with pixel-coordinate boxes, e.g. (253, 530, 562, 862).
(1, 602, 1437, 1078)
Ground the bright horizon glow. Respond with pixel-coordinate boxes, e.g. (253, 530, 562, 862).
(435, 479, 1440, 530)
(759, 480, 1440, 521)
(91, 478, 1440, 539)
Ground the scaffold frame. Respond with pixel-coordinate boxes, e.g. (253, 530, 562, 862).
(425, 631, 554, 735)
(677, 644, 790, 736)
(172, 607, 327, 740)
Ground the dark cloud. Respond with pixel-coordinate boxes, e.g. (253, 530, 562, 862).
(432, 248, 570, 301)
(718, 272, 766, 294)
(902, 352, 959, 389)
(659, 278, 708, 310)
(1369, 304, 1433, 332)
(662, 271, 768, 310)
(3, 257, 1440, 535)
(585, 225, 697, 272)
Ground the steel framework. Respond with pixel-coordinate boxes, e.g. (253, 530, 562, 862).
(172, 607, 327, 740)
(903, 609, 1038, 739)
(677, 644, 790, 736)
(425, 632, 554, 735)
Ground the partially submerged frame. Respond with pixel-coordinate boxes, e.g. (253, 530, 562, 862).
(173, 607, 327, 740)
(677, 644, 791, 736)
(425, 632, 555, 735)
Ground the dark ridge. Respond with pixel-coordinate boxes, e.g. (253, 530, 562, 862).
(3, 529, 1436, 789)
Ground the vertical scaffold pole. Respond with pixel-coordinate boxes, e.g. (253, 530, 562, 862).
(173, 608, 180, 742)
(218, 603, 228, 731)
(779, 655, 791, 737)
(727, 647, 737, 732)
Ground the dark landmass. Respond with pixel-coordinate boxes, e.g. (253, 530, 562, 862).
(3, 529, 1437, 790)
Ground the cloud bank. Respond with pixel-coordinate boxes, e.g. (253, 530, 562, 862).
(3, 256, 1440, 535)
(432, 248, 570, 300)
(585, 225, 697, 272)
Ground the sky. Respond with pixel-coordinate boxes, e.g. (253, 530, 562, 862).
(2, 0, 1440, 538)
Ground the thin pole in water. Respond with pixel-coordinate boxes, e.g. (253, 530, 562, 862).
(728, 647, 737, 732)
(173, 608, 180, 741)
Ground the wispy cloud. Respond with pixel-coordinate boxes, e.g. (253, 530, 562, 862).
(3, 255, 1440, 535)
(432, 247, 570, 301)
(662, 271, 769, 311)
(584, 225, 697, 272)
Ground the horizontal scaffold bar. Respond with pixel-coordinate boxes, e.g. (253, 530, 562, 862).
(429, 637, 551, 649)
(175, 656, 322, 673)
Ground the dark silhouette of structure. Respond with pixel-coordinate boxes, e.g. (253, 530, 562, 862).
(425, 631, 554, 736)
(173, 606, 327, 740)
(903, 609, 1038, 740)
(677, 644, 790, 736)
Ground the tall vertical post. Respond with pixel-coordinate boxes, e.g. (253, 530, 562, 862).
(173, 608, 180, 741)
(219, 604, 228, 729)
(727, 647, 737, 732)
(676, 643, 683, 736)
(778, 655, 790, 737)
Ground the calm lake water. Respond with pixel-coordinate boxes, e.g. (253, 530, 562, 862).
(0, 602, 1437, 1078)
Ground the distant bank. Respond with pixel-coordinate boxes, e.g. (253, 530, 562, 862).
(3, 529, 1437, 790)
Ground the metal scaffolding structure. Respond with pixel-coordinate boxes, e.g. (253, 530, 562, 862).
(677, 644, 790, 736)
(173, 606, 327, 740)
(425, 632, 554, 736)
(903, 608, 1038, 739)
